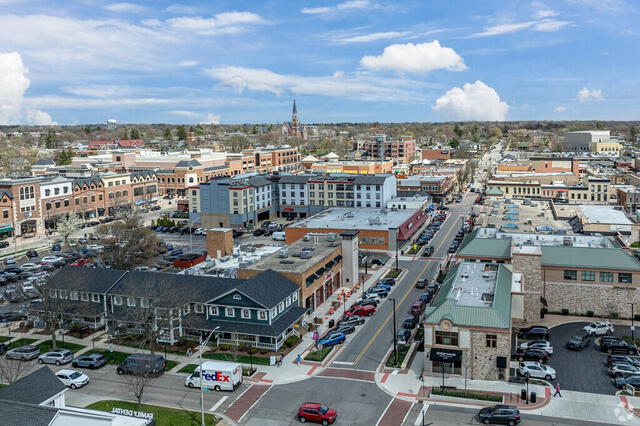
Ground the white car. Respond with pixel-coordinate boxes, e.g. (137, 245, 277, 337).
(520, 341, 554, 355)
(195, 228, 206, 235)
(86, 244, 104, 251)
(19, 263, 40, 271)
(40, 255, 63, 264)
(518, 361, 556, 380)
(584, 322, 614, 336)
(21, 282, 35, 292)
(55, 369, 89, 389)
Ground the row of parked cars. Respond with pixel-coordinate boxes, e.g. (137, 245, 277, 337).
(514, 326, 557, 381)
(416, 213, 447, 248)
(152, 225, 208, 235)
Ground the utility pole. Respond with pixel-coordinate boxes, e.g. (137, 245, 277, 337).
(391, 297, 397, 366)
(200, 326, 220, 426)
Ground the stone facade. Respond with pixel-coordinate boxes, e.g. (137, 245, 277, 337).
(544, 281, 639, 318)
(469, 330, 511, 381)
(511, 249, 543, 323)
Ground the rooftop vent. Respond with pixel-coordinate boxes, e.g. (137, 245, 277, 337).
(280, 260, 295, 264)
(303, 234, 311, 242)
(481, 293, 494, 303)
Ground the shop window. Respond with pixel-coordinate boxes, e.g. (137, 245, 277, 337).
(563, 270, 577, 281)
(486, 334, 497, 348)
(619, 273, 632, 284)
(581, 271, 595, 281)
(435, 331, 459, 346)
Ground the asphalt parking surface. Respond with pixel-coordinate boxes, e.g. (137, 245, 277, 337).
(546, 321, 636, 395)
(242, 377, 391, 426)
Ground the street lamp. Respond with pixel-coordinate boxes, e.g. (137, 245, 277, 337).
(390, 297, 397, 367)
(631, 303, 636, 341)
(200, 325, 220, 426)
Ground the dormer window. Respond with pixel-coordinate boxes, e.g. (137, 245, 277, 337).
(92, 293, 100, 302)
(114, 296, 122, 305)
(258, 310, 267, 320)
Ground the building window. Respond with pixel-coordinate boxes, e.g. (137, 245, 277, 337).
(486, 334, 497, 348)
(582, 271, 595, 281)
(49, 289, 57, 298)
(271, 307, 277, 318)
(92, 293, 100, 302)
(45, 189, 51, 196)
(563, 270, 577, 281)
(600, 272, 613, 283)
(435, 331, 459, 346)
(59, 290, 68, 299)
(2, 210, 7, 219)
(292, 292, 298, 302)
(195, 304, 203, 313)
(619, 273, 632, 284)
(241, 309, 251, 319)
(226, 307, 235, 317)
(81, 292, 89, 301)
(70, 291, 78, 300)
(209, 306, 219, 316)
(258, 310, 267, 320)
(114, 295, 122, 305)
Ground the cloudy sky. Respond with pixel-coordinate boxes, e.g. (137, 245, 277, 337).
(0, 0, 638, 125)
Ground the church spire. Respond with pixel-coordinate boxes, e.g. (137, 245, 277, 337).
(292, 98, 297, 117)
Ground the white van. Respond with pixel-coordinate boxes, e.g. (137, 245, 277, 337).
(185, 361, 242, 391)
(272, 231, 285, 241)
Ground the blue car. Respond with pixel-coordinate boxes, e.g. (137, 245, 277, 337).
(319, 332, 346, 347)
(375, 283, 391, 291)
(165, 244, 174, 252)
(51, 243, 61, 251)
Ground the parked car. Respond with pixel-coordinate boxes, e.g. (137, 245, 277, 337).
(379, 278, 396, 286)
(518, 361, 556, 380)
(601, 337, 638, 355)
(253, 229, 265, 236)
(78, 237, 88, 244)
(51, 243, 61, 251)
(346, 305, 376, 317)
(331, 323, 356, 335)
(477, 405, 521, 426)
(607, 354, 640, 368)
(337, 316, 366, 327)
(422, 246, 434, 257)
(318, 332, 346, 347)
(566, 333, 591, 351)
(72, 353, 107, 369)
(613, 375, 640, 389)
(4, 256, 16, 265)
(410, 300, 425, 316)
(416, 278, 427, 289)
(55, 369, 89, 389)
(419, 292, 433, 304)
(20, 263, 40, 271)
(518, 341, 553, 355)
(351, 298, 378, 309)
(296, 402, 337, 425)
(366, 287, 388, 298)
(117, 354, 166, 376)
(25, 250, 39, 258)
(584, 321, 614, 336)
(403, 315, 419, 329)
(41, 255, 63, 264)
(518, 326, 550, 340)
(396, 329, 412, 345)
(609, 363, 640, 378)
(517, 348, 549, 363)
(0, 311, 27, 322)
(373, 283, 391, 291)
(6, 344, 40, 360)
(38, 349, 74, 366)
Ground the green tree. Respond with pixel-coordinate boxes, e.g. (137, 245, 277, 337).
(44, 129, 57, 149)
(453, 123, 463, 137)
(122, 128, 129, 139)
(630, 126, 638, 142)
(176, 125, 187, 141)
(129, 128, 141, 139)
(54, 148, 75, 165)
(163, 128, 172, 139)
(449, 137, 460, 148)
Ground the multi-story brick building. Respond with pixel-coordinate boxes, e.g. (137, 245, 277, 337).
(354, 134, 417, 164)
(41, 177, 74, 232)
(0, 177, 43, 238)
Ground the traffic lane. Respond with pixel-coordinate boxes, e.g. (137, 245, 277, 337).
(546, 321, 622, 395)
(332, 259, 429, 369)
(242, 377, 391, 426)
(403, 403, 615, 426)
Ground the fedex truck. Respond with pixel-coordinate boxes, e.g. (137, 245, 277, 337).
(185, 361, 243, 392)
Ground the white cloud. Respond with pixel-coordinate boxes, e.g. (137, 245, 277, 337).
(0, 51, 55, 125)
(200, 113, 220, 125)
(577, 88, 603, 101)
(469, 19, 571, 37)
(166, 12, 265, 35)
(165, 4, 201, 14)
(553, 105, 566, 112)
(302, 0, 372, 14)
(177, 60, 199, 67)
(360, 41, 467, 73)
(432, 80, 508, 121)
(331, 31, 411, 44)
(104, 2, 145, 13)
(205, 65, 419, 102)
(169, 110, 200, 117)
(535, 8, 558, 18)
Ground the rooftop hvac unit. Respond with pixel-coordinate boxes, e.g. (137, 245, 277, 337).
(563, 237, 573, 246)
(368, 217, 381, 225)
(327, 233, 337, 242)
(344, 212, 354, 218)
(300, 252, 312, 259)
(279, 248, 289, 258)
(303, 234, 311, 241)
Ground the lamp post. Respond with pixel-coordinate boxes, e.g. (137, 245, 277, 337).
(525, 375, 530, 405)
(200, 326, 220, 426)
(631, 303, 636, 341)
(391, 297, 397, 367)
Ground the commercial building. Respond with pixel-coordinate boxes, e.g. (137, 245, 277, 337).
(562, 130, 623, 153)
(301, 158, 394, 175)
(354, 134, 417, 164)
(421, 148, 452, 161)
(285, 207, 427, 250)
(424, 262, 517, 381)
(456, 228, 640, 320)
(397, 175, 454, 202)
(386, 194, 433, 210)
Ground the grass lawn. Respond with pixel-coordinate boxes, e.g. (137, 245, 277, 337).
(304, 346, 333, 362)
(86, 400, 218, 425)
(203, 352, 271, 365)
(37, 340, 86, 354)
(89, 349, 132, 365)
(385, 269, 401, 279)
(431, 388, 502, 402)
(178, 364, 198, 374)
(385, 345, 410, 368)
(165, 360, 178, 371)
(0, 336, 11, 343)
(9, 338, 38, 347)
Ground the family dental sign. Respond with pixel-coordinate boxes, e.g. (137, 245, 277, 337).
(111, 407, 154, 420)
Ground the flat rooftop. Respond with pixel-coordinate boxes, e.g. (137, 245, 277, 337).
(580, 205, 632, 225)
(449, 262, 498, 308)
(290, 207, 417, 231)
(475, 227, 615, 248)
(477, 198, 569, 233)
(245, 234, 342, 274)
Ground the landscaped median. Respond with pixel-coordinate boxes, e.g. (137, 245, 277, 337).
(430, 387, 503, 403)
(385, 345, 410, 369)
(8, 338, 37, 347)
(304, 346, 333, 362)
(86, 400, 218, 425)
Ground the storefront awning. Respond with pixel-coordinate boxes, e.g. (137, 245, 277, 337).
(429, 348, 462, 362)
(0, 226, 14, 233)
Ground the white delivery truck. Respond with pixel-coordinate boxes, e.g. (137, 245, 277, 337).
(272, 231, 285, 241)
(185, 361, 243, 392)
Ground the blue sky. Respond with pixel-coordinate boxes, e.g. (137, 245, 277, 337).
(0, 0, 639, 125)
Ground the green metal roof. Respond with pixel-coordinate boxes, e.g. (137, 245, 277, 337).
(457, 233, 512, 259)
(425, 263, 513, 329)
(541, 246, 640, 271)
(486, 187, 503, 195)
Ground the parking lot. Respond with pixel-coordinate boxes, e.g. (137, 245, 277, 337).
(546, 321, 635, 395)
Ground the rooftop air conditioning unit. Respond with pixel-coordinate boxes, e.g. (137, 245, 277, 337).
(279, 248, 288, 258)
(327, 233, 337, 242)
(303, 234, 311, 241)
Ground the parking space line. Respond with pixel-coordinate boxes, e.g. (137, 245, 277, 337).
(209, 396, 227, 412)
(414, 404, 429, 426)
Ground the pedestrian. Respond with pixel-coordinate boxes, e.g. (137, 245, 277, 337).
(296, 354, 301, 365)
(276, 353, 282, 367)
(554, 382, 562, 397)
(186, 347, 192, 357)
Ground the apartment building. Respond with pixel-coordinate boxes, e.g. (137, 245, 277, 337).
(0, 177, 43, 238)
(354, 134, 417, 164)
(396, 175, 454, 201)
(41, 177, 74, 231)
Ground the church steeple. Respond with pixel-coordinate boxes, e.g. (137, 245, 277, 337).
(292, 98, 298, 119)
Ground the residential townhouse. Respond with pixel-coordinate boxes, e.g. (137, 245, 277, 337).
(36, 267, 307, 351)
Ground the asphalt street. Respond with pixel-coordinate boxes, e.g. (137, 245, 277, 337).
(403, 402, 617, 426)
(331, 193, 475, 371)
(241, 377, 392, 426)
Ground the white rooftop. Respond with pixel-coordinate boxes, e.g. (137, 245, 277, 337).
(290, 207, 418, 230)
(449, 262, 498, 308)
(580, 205, 632, 225)
(476, 227, 615, 248)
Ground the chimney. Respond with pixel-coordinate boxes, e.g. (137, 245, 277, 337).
(339, 230, 359, 289)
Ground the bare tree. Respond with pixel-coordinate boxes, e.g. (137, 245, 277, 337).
(462, 352, 472, 390)
(56, 214, 82, 244)
(124, 371, 153, 409)
(0, 358, 31, 385)
(38, 291, 66, 350)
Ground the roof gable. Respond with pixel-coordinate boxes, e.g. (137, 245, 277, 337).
(0, 367, 66, 405)
(208, 289, 266, 308)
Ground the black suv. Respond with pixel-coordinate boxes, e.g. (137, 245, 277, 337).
(477, 404, 521, 425)
(351, 298, 378, 309)
(403, 315, 419, 329)
(422, 246, 434, 257)
(337, 316, 365, 327)
(566, 333, 591, 351)
(601, 338, 638, 355)
(518, 326, 550, 340)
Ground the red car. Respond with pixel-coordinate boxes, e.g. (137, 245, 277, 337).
(296, 402, 337, 425)
(346, 305, 375, 317)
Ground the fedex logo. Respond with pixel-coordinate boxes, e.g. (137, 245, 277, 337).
(202, 371, 230, 382)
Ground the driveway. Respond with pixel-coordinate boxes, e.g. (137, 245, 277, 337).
(546, 321, 633, 395)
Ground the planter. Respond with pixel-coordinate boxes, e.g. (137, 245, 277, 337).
(430, 391, 503, 404)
